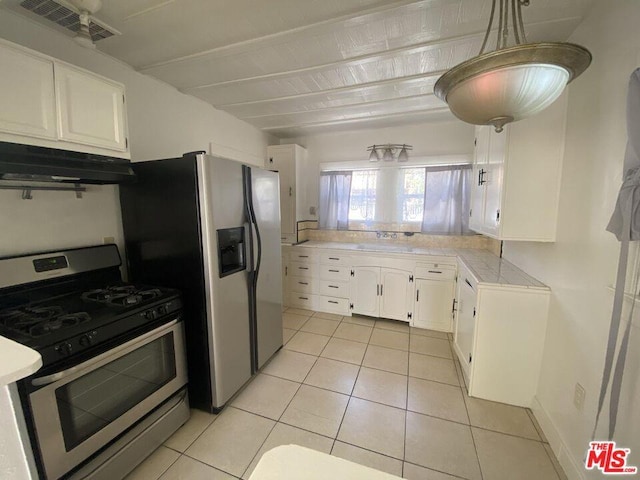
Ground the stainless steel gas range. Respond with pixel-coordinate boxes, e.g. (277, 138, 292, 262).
(0, 244, 189, 480)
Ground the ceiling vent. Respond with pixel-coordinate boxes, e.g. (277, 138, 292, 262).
(19, 0, 119, 42)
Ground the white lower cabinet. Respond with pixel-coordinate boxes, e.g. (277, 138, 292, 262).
(453, 266, 477, 383)
(350, 266, 380, 317)
(453, 262, 550, 407)
(351, 267, 413, 322)
(414, 264, 456, 331)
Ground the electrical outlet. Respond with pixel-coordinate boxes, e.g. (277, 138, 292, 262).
(574, 383, 586, 411)
(103, 236, 115, 245)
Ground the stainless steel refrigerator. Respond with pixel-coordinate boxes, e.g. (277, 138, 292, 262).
(119, 151, 283, 412)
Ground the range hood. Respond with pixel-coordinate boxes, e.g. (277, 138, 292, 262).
(0, 142, 135, 184)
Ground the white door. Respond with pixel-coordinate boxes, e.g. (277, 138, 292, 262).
(0, 44, 56, 140)
(267, 147, 296, 237)
(55, 64, 127, 152)
(482, 127, 506, 237)
(414, 278, 454, 331)
(379, 268, 411, 322)
(454, 276, 477, 380)
(351, 267, 380, 317)
(469, 126, 490, 232)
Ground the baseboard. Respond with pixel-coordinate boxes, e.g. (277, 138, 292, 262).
(531, 396, 586, 480)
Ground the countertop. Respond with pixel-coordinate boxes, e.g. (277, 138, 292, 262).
(0, 336, 42, 386)
(287, 241, 548, 290)
(249, 445, 402, 480)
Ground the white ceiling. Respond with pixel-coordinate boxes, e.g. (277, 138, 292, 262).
(3, 0, 595, 138)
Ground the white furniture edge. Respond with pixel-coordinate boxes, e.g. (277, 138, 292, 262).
(248, 445, 402, 480)
(0, 336, 42, 386)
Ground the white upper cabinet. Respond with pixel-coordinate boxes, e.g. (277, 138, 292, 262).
(0, 43, 56, 140)
(0, 39, 130, 158)
(267, 145, 297, 241)
(469, 93, 568, 241)
(54, 64, 127, 152)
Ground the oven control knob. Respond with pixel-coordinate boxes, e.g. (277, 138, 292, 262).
(56, 342, 73, 356)
(79, 333, 95, 346)
(157, 305, 167, 315)
(145, 309, 158, 320)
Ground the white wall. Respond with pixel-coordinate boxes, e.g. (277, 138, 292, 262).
(502, 2, 640, 478)
(0, 10, 275, 257)
(282, 119, 474, 222)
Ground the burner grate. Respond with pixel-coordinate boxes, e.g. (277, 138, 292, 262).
(82, 286, 162, 306)
(0, 306, 91, 338)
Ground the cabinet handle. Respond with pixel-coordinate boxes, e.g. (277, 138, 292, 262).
(328, 269, 339, 273)
(416, 290, 420, 302)
(298, 255, 309, 258)
(377, 284, 380, 296)
(496, 209, 500, 223)
(299, 282, 308, 285)
(328, 285, 339, 289)
(299, 296, 308, 300)
(380, 284, 383, 296)
(299, 267, 309, 270)
(289, 187, 292, 196)
(285, 266, 288, 276)
(328, 300, 339, 304)
(465, 278, 473, 289)
(428, 270, 442, 274)
(328, 257, 339, 260)
(478, 168, 486, 186)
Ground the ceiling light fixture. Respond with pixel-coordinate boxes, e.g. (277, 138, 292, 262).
(434, 0, 592, 133)
(367, 144, 413, 163)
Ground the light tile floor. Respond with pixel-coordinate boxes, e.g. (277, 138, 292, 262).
(126, 309, 567, 480)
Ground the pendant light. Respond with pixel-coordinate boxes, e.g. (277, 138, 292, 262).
(368, 146, 380, 162)
(434, 0, 592, 133)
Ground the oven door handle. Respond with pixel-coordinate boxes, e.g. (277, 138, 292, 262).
(32, 318, 180, 387)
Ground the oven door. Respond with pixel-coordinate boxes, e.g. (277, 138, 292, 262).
(28, 319, 187, 480)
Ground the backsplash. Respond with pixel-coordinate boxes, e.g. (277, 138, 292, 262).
(304, 229, 502, 256)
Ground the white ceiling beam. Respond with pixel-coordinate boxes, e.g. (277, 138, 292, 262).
(137, 0, 455, 71)
(182, 16, 581, 92)
(260, 107, 453, 131)
(236, 92, 438, 120)
(214, 70, 445, 109)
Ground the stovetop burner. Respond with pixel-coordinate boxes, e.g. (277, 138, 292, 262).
(0, 307, 91, 338)
(82, 285, 163, 306)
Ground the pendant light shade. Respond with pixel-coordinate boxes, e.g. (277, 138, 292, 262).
(434, 1, 591, 132)
(369, 146, 380, 162)
(382, 148, 394, 162)
(397, 146, 409, 163)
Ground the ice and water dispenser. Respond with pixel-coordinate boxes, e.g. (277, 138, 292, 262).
(216, 227, 246, 278)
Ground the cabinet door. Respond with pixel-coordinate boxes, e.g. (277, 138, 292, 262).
(351, 267, 380, 317)
(0, 44, 56, 140)
(55, 64, 127, 152)
(379, 268, 412, 322)
(414, 279, 454, 331)
(482, 127, 506, 237)
(454, 276, 477, 380)
(267, 147, 296, 237)
(469, 126, 489, 232)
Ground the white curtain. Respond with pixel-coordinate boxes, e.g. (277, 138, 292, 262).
(421, 165, 472, 235)
(319, 171, 352, 230)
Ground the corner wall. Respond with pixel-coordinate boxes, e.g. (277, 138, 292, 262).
(0, 10, 275, 257)
(501, 2, 640, 478)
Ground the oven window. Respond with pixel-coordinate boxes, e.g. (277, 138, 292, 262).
(55, 333, 177, 451)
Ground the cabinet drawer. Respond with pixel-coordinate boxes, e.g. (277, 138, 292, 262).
(317, 295, 350, 315)
(415, 264, 456, 281)
(319, 280, 349, 298)
(290, 262, 317, 277)
(319, 265, 350, 281)
(320, 253, 351, 266)
(289, 276, 317, 294)
(289, 293, 317, 310)
(290, 252, 317, 263)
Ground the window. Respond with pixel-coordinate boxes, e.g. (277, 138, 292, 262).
(319, 164, 471, 234)
(398, 168, 425, 223)
(348, 170, 377, 222)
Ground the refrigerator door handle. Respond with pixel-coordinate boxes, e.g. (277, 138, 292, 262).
(244, 222, 255, 272)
